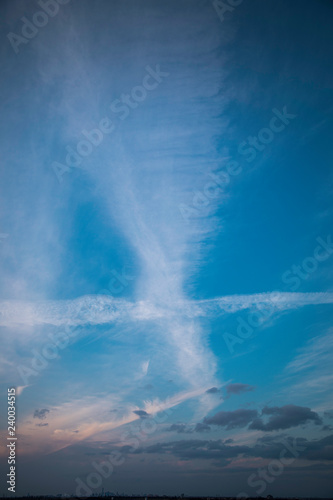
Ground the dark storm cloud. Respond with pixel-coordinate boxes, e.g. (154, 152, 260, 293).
(204, 409, 258, 429)
(130, 434, 333, 464)
(136, 438, 287, 463)
(143, 438, 249, 464)
(252, 434, 333, 462)
(249, 404, 322, 431)
(33, 408, 50, 420)
(120, 445, 137, 454)
(256, 433, 288, 443)
(167, 423, 193, 433)
(133, 410, 149, 418)
(225, 383, 255, 396)
(301, 434, 333, 461)
(195, 422, 211, 432)
(145, 442, 167, 454)
(167, 422, 211, 433)
(206, 386, 220, 394)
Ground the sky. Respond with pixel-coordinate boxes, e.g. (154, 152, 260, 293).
(0, 0, 333, 497)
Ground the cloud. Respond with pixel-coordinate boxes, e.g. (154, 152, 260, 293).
(134, 438, 261, 463)
(249, 404, 322, 431)
(33, 409, 50, 420)
(16, 389, 215, 456)
(2, 293, 332, 399)
(167, 422, 212, 433)
(282, 330, 333, 405)
(140, 360, 150, 377)
(0, 1, 231, 445)
(0, 4, 331, 497)
(16, 385, 29, 396)
(204, 409, 258, 429)
(252, 434, 333, 463)
(206, 387, 220, 394)
(126, 434, 333, 464)
(0, 295, 219, 392)
(194, 422, 211, 432)
(225, 383, 254, 397)
(1, 293, 332, 404)
(167, 423, 192, 434)
(133, 410, 149, 418)
(300, 434, 333, 461)
(2, 292, 333, 328)
(197, 292, 333, 315)
(36, 423, 49, 427)
(285, 329, 333, 375)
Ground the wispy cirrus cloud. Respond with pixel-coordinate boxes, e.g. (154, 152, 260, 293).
(7, 387, 214, 457)
(1, 292, 332, 396)
(281, 329, 333, 408)
(1, 292, 332, 328)
(285, 328, 333, 375)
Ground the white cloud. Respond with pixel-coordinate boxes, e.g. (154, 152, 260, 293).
(1, 292, 332, 328)
(1, 291, 332, 397)
(285, 328, 333, 374)
(281, 329, 333, 404)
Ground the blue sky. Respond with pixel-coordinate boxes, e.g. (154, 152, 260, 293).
(0, 0, 333, 497)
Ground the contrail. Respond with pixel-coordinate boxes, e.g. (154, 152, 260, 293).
(0, 291, 332, 327)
